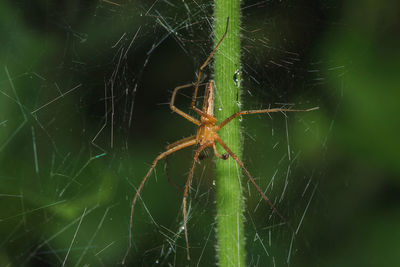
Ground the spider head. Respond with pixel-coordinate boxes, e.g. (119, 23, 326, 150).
(221, 153, 229, 160)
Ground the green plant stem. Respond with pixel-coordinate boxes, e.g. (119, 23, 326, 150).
(214, 1, 245, 266)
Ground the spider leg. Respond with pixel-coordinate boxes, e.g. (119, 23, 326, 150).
(213, 142, 229, 160)
(170, 81, 217, 123)
(215, 135, 294, 232)
(165, 135, 197, 151)
(217, 106, 319, 130)
(164, 135, 196, 191)
(191, 18, 229, 109)
(122, 138, 197, 264)
(182, 143, 211, 260)
(164, 156, 181, 190)
(171, 84, 201, 125)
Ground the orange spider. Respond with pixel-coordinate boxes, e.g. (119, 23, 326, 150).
(123, 18, 317, 263)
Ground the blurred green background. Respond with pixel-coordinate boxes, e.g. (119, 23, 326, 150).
(1, 0, 399, 266)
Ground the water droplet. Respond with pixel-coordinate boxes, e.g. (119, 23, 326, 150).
(233, 69, 242, 88)
(180, 226, 185, 231)
(212, 180, 216, 186)
(218, 107, 222, 111)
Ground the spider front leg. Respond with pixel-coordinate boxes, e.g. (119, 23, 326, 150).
(215, 135, 294, 231)
(164, 135, 196, 191)
(217, 106, 319, 130)
(182, 143, 212, 260)
(122, 138, 197, 264)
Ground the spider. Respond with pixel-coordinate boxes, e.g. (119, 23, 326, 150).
(123, 18, 318, 263)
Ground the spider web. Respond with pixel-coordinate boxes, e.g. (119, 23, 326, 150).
(0, 0, 346, 266)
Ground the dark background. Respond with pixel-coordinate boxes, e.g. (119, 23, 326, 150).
(1, 0, 399, 266)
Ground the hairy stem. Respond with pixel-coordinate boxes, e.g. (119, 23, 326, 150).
(214, 1, 245, 266)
